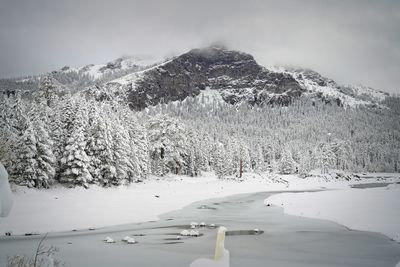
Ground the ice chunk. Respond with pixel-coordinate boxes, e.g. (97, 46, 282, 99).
(189, 230, 200, 237)
(122, 236, 131, 242)
(126, 237, 136, 244)
(104, 237, 115, 243)
(0, 163, 13, 217)
(180, 230, 190, 236)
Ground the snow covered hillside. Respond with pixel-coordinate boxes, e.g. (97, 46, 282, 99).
(0, 55, 167, 94)
(268, 66, 389, 107)
(62, 56, 163, 81)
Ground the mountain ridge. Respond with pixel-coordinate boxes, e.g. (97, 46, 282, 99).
(0, 46, 392, 109)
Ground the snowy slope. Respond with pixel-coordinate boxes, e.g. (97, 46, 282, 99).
(341, 84, 389, 102)
(108, 58, 174, 86)
(93, 58, 174, 102)
(63, 56, 164, 81)
(268, 66, 387, 107)
(195, 87, 226, 106)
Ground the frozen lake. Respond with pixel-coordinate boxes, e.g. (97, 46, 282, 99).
(1, 191, 400, 267)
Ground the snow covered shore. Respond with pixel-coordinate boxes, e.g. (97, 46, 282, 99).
(266, 183, 400, 242)
(0, 172, 398, 236)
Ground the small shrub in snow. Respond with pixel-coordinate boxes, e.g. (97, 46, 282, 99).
(7, 254, 63, 267)
(7, 234, 63, 267)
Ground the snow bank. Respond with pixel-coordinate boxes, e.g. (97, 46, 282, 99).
(266, 186, 400, 242)
(0, 163, 13, 217)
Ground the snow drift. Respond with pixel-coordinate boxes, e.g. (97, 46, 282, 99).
(0, 162, 13, 217)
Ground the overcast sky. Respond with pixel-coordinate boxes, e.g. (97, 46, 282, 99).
(0, 0, 399, 93)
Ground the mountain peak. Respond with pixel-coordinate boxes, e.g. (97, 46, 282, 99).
(185, 45, 255, 64)
(123, 46, 302, 110)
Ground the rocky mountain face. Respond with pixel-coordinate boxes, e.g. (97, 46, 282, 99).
(127, 46, 304, 110)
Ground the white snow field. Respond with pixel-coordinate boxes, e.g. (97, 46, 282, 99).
(266, 183, 400, 242)
(0, 162, 13, 217)
(0, 171, 399, 237)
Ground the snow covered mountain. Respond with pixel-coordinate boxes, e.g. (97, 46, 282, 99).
(0, 45, 391, 109)
(107, 46, 304, 110)
(102, 45, 390, 110)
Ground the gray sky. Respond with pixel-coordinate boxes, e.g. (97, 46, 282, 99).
(0, 0, 399, 93)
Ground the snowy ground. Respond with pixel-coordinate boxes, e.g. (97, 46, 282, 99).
(1, 171, 400, 267)
(0, 171, 399, 236)
(266, 182, 400, 242)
